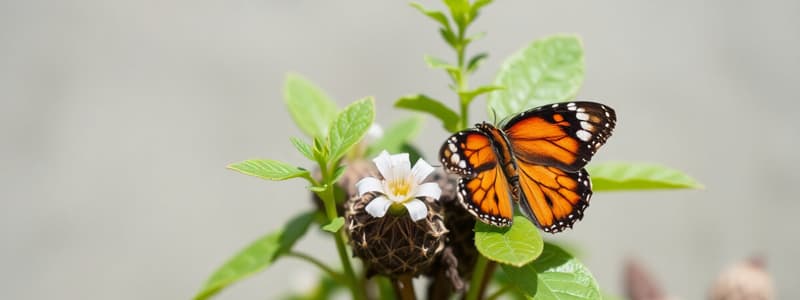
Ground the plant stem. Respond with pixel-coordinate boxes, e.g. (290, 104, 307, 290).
(456, 26, 467, 67)
(454, 26, 470, 130)
(318, 165, 366, 300)
(466, 254, 490, 300)
(486, 284, 514, 300)
(478, 261, 497, 299)
(459, 95, 470, 130)
(333, 232, 364, 300)
(285, 251, 345, 284)
(393, 274, 417, 300)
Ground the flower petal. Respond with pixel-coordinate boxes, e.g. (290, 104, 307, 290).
(356, 177, 384, 196)
(411, 158, 435, 183)
(415, 182, 442, 200)
(365, 196, 392, 218)
(373, 151, 393, 180)
(403, 199, 429, 222)
(373, 151, 412, 182)
(388, 152, 411, 181)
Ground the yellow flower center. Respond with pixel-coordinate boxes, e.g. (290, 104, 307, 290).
(388, 178, 411, 199)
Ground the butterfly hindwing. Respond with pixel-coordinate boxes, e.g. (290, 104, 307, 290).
(457, 168, 515, 227)
(440, 130, 514, 226)
(502, 101, 616, 172)
(516, 164, 592, 233)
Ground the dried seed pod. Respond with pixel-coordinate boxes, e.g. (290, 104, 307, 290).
(426, 170, 478, 296)
(345, 192, 447, 278)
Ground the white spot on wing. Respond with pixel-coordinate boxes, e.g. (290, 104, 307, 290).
(450, 153, 460, 165)
(576, 112, 589, 121)
(576, 130, 592, 142)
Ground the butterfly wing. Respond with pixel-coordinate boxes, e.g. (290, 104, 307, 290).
(516, 163, 591, 233)
(504, 101, 615, 233)
(440, 130, 515, 226)
(502, 101, 616, 172)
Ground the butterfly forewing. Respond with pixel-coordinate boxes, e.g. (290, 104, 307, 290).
(440, 130, 515, 226)
(502, 101, 616, 172)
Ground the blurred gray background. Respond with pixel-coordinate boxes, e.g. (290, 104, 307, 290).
(2, 0, 799, 299)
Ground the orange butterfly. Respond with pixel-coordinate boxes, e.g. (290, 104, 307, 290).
(439, 102, 616, 233)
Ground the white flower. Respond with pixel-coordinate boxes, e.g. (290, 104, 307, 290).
(355, 151, 441, 221)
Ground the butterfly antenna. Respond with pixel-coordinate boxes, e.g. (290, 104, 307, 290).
(490, 107, 498, 124)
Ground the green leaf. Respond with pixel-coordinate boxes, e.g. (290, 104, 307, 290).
(464, 31, 487, 45)
(327, 97, 375, 163)
(601, 291, 624, 300)
(469, 0, 493, 20)
(284, 73, 339, 138)
(395, 94, 461, 132)
(588, 162, 704, 191)
(367, 117, 424, 156)
(194, 212, 316, 300)
(466, 52, 488, 73)
(312, 137, 328, 163)
(424, 55, 459, 71)
(474, 216, 544, 267)
(308, 185, 327, 193)
(459, 85, 505, 105)
(228, 159, 309, 181)
(409, 2, 451, 31)
(331, 165, 347, 184)
(502, 242, 601, 300)
(290, 137, 314, 161)
(322, 217, 345, 233)
(444, 0, 469, 12)
(439, 28, 458, 47)
(424, 55, 461, 82)
(444, 0, 470, 28)
(488, 34, 585, 120)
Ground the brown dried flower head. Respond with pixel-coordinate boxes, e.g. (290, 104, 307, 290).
(344, 151, 447, 278)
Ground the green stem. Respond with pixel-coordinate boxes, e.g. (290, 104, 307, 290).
(454, 26, 470, 130)
(466, 255, 490, 300)
(285, 251, 345, 284)
(456, 26, 467, 67)
(317, 165, 366, 300)
(479, 261, 497, 299)
(486, 284, 514, 300)
(334, 232, 363, 300)
(459, 95, 469, 130)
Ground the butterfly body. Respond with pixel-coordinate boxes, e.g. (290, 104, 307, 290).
(439, 101, 616, 233)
